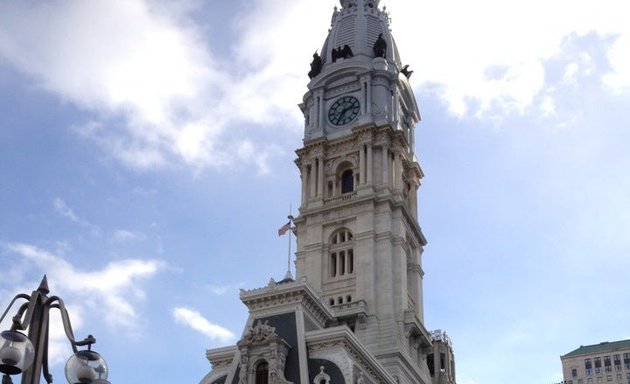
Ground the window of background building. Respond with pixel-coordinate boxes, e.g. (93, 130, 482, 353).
(606, 375, 612, 382)
(596, 377, 602, 383)
(578, 379, 583, 384)
(605, 356, 612, 372)
(573, 368, 578, 377)
(616, 374, 621, 381)
(586, 358, 593, 375)
(427, 354, 435, 376)
(614, 355, 621, 371)
(596, 357, 602, 374)
(587, 378, 592, 384)
(624, 353, 630, 370)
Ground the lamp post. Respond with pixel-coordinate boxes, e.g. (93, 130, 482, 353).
(0, 276, 110, 384)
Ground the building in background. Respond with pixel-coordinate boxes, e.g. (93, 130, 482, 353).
(428, 330, 456, 384)
(199, 1, 456, 383)
(561, 339, 630, 384)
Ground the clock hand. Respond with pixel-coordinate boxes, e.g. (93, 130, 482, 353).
(336, 106, 351, 120)
(342, 107, 356, 121)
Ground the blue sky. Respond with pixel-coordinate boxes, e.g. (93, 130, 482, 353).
(0, 1, 629, 383)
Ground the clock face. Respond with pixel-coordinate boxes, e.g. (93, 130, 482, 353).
(328, 96, 360, 126)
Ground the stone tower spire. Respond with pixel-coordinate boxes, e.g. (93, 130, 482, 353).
(294, 1, 431, 383)
(199, 3, 437, 384)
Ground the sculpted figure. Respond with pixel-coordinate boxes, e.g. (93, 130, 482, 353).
(332, 45, 354, 63)
(308, 52, 323, 79)
(373, 33, 387, 58)
(401, 64, 414, 78)
(341, 44, 353, 58)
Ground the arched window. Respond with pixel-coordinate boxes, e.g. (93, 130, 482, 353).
(255, 361, 269, 384)
(341, 169, 354, 193)
(330, 229, 354, 278)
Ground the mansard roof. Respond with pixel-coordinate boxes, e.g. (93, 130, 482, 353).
(562, 339, 630, 358)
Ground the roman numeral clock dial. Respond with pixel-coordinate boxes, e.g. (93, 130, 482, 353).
(328, 96, 360, 126)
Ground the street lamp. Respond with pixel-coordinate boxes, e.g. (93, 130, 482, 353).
(0, 276, 110, 384)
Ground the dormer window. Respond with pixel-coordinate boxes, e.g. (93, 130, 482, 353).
(255, 361, 269, 384)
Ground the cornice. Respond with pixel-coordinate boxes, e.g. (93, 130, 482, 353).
(240, 278, 334, 327)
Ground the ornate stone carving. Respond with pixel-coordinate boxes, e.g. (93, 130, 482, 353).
(237, 321, 293, 384)
(239, 321, 278, 347)
(372, 33, 387, 58)
(313, 366, 331, 384)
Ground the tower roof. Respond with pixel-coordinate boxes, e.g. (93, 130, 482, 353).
(317, 0, 402, 76)
(562, 339, 630, 358)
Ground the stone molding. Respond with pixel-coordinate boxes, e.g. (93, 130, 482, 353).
(240, 279, 334, 327)
(306, 327, 397, 384)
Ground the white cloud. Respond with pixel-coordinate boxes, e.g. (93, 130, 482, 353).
(0, 0, 628, 173)
(112, 229, 145, 243)
(5, 243, 165, 329)
(205, 283, 245, 296)
(172, 307, 235, 343)
(386, 0, 630, 116)
(0, 0, 273, 172)
(53, 198, 101, 234)
(604, 33, 630, 89)
(53, 198, 80, 222)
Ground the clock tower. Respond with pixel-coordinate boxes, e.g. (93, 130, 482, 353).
(293, 0, 432, 382)
(200, 2, 444, 384)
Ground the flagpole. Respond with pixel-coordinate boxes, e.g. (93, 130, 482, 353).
(286, 205, 294, 280)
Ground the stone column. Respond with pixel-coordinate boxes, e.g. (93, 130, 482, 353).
(382, 147, 389, 187)
(359, 146, 366, 185)
(317, 157, 324, 198)
(309, 161, 316, 198)
(301, 164, 308, 203)
(395, 151, 402, 190)
(367, 144, 373, 184)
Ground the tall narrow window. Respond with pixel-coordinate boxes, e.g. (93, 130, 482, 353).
(339, 250, 346, 275)
(341, 170, 354, 193)
(348, 249, 354, 274)
(427, 354, 435, 376)
(595, 357, 602, 374)
(255, 362, 269, 384)
(330, 229, 354, 277)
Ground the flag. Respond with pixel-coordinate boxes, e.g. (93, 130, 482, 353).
(278, 221, 291, 236)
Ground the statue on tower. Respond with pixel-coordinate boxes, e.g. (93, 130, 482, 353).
(401, 65, 414, 78)
(331, 45, 354, 63)
(373, 33, 387, 58)
(308, 52, 323, 79)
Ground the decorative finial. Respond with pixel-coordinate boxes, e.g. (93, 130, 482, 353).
(38, 275, 50, 295)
